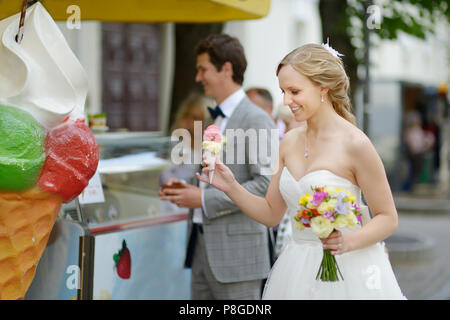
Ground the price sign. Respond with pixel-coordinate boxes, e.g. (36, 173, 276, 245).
(78, 171, 105, 204)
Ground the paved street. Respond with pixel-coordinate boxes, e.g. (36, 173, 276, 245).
(387, 211, 450, 300)
(386, 117, 450, 300)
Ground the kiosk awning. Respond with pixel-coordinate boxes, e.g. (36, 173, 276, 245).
(0, 0, 271, 22)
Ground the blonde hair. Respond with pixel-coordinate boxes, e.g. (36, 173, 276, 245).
(171, 92, 210, 132)
(276, 43, 356, 125)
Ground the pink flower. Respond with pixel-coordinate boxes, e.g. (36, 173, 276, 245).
(311, 192, 328, 206)
(356, 214, 362, 223)
(323, 210, 335, 221)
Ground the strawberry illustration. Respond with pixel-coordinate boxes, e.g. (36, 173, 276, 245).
(113, 240, 131, 279)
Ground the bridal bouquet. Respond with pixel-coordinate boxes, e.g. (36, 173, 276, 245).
(294, 186, 362, 282)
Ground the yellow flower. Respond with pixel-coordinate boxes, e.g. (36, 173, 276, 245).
(325, 186, 336, 195)
(333, 212, 358, 229)
(317, 198, 337, 214)
(326, 199, 337, 211)
(348, 195, 356, 203)
(310, 216, 334, 238)
(336, 187, 343, 193)
(317, 202, 327, 214)
(333, 215, 348, 229)
(344, 212, 358, 229)
(294, 220, 305, 231)
(299, 193, 312, 206)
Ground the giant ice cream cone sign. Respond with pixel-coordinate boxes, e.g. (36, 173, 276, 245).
(0, 3, 99, 299)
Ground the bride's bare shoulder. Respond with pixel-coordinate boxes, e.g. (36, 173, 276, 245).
(280, 125, 305, 147)
(345, 123, 378, 157)
(278, 125, 305, 161)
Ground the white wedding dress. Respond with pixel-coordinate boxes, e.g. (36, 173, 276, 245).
(262, 168, 406, 300)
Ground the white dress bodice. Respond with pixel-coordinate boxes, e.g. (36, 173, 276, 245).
(279, 167, 363, 244)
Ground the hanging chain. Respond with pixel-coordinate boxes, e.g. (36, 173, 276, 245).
(15, 0, 29, 43)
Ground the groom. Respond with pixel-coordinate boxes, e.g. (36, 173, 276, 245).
(160, 34, 276, 299)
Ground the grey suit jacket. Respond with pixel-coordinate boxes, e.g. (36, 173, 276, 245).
(186, 96, 278, 283)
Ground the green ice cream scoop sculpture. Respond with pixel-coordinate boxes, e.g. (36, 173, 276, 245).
(0, 105, 46, 191)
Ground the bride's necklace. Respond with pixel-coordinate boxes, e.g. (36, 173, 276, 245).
(304, 132, 309, 158)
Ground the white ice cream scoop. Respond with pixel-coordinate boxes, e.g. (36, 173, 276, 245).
(0, 2, 88, 128)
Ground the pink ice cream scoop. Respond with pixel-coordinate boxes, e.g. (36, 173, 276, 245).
(203, 124, 222, 143)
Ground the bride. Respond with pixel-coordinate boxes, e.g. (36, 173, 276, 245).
(197, 43, 406, 299)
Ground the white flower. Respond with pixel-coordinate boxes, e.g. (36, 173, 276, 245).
(311, 216, 334, 239)
(344, 212, 358, 229)
(321, 38, 344, 60)
(333, 215, 348, 229)
(294, 220, 305, 231)
(333, 212, 358, 230)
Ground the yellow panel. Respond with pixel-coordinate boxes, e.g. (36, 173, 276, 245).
(211, 0, 270, 16)
(0, 0, 271, 22)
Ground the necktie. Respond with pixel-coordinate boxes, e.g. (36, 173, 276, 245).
(207, 106, 226, 120)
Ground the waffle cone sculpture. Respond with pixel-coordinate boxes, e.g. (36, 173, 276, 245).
(0, 188, 61, 300)
(0, 3, 98, 299)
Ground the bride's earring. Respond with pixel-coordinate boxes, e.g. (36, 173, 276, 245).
(321, 96, 324, 103)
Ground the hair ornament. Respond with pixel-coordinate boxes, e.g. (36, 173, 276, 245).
(321, 38, 344, 60)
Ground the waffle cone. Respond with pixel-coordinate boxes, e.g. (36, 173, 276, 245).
(0, 187, 62, 300)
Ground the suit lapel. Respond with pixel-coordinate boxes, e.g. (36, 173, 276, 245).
(223, 97, 248, 131)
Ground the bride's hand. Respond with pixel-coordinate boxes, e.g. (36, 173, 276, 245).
(196, 155, 236, 193)
(321, 230, 350, 255)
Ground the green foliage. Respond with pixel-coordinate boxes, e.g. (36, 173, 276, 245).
(347, 0, 448, 41)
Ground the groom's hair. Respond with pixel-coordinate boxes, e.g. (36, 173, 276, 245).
(195, 34, 247, 85)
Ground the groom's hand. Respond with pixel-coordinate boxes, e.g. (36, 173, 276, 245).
(160, 183, 202, 209)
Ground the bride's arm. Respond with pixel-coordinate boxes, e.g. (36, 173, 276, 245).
(226, 155, 287, 227)
(197, 141, 288, 228)
(337, 135, 399, 254)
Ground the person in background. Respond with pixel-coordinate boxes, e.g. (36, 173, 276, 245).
(402, 110, 435, 191)
(276, 103, 305, 133)
(246, 87, 286, 141)
(160, 34, 275, 299)
(158, 92, 210, 213)
(245, 87, 282, 266)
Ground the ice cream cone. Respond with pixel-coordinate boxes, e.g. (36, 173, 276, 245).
(205, 151, 216, 184)
(0, 187, 62, 300)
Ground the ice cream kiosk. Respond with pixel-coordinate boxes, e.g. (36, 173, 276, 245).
(0, 0, 270, 300)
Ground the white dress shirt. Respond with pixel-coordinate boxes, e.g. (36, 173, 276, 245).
(193, 88, 246, 224)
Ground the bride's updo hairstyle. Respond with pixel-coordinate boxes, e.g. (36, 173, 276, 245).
(276, 44, 356, 125)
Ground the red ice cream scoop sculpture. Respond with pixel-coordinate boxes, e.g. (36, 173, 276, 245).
(38, 118, 99, 203)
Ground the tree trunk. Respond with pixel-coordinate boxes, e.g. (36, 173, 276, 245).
(169, 23, 223, 130)
(319, 0, 359, 112)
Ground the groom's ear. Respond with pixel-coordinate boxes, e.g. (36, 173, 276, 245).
(220, 61, 234, 78)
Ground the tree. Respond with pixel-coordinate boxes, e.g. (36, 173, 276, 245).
(169, 23, 223, 130)
(319, 0, 449, 110)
